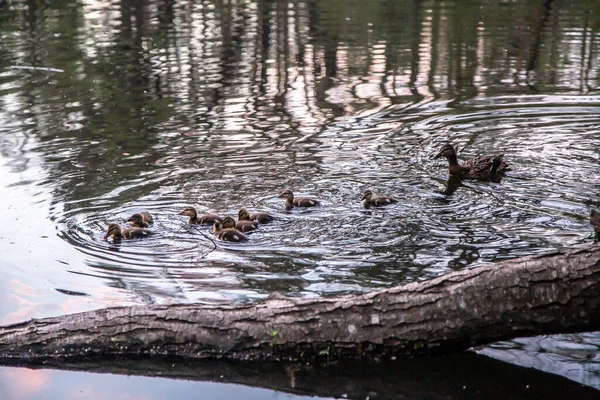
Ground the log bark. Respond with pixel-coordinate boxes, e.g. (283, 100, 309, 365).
(1, 243, 600, 363)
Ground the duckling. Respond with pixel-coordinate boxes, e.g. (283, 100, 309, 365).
(278, 189, 320, 210)
(434, 144, 509, 180)
(127, 211, 154, 228)
(104, 223, 151, 241)
(213, 220, 248, 242)
(179, 207, 224, 225)
(591, 209, 600, 241)
(238, 208, 275, 224)
(361, 190, 398, 208)
(223, 214, 257, 233)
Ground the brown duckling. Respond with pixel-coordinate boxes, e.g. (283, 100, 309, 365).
(104, 223, 151, 241)
(434, 144, 509, 180)
(213, 220, 248, 242)
(179, 207, 224, 225)
(127, 211, 154, 228)
(278, 189, 320, 210)
(223, 215, 257, 233)
(361, 190, 398, 208)
(238, 208, 275, 224)
(591, 209, 600, 241)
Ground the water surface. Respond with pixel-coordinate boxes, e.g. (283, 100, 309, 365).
(0, 0, 599, 396)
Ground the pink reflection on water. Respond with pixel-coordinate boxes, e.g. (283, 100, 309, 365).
(0, 367, 52, 399)
(0, 278, 126, 326)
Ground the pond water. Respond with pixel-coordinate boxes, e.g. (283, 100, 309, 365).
(0, 0, 599, 397)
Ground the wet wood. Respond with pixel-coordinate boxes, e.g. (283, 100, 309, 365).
(1, 244, 600, 363)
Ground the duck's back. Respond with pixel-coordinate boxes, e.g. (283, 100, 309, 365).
(293, 197, 319, 207)
(218, 228, 248, 242)
(122, 227, 151, 239)
(197, 214, 224, 225)
(591, 209, 600, 231)
(140, 211, 154, 224)
(462, 154, 509, 179)
(236, 220, 257, 232)
(251, 212, 275, 223)
(371, 196, 397, 206)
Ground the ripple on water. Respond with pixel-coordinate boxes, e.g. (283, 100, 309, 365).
(49, 95, 600, 304)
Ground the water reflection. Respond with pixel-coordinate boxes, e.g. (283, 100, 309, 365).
(479, 333, 600, 390)
(0, 0, 599, 392)
(0, 365, 329, 400)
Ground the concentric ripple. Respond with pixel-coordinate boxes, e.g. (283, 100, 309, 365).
(41, 95, 600, 305)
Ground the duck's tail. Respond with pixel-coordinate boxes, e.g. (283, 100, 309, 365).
(490, 154, 508, 175)
(591, 209, 600, 241)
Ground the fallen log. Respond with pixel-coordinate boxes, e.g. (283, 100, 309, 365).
(1, 243, 600, 363)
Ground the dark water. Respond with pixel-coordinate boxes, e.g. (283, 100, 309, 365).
(0, 0, 599, 397)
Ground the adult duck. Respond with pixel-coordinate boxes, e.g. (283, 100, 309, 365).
(434, 144, 509, 180)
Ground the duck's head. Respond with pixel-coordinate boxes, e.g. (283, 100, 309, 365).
(128, 213, 144, 225)
(238, 209, 251, 221)
(179, 207, 197, 218)
(278, 190, 294, 201)
(213, 221, 223, 234)
(104, 223, 122, 240)
(434, 144, 456, 160)
(222, 216, 236, 229)
(361, 190, 373, 201)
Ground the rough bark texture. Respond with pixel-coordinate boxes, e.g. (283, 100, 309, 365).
(1, 244, 600, 363)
